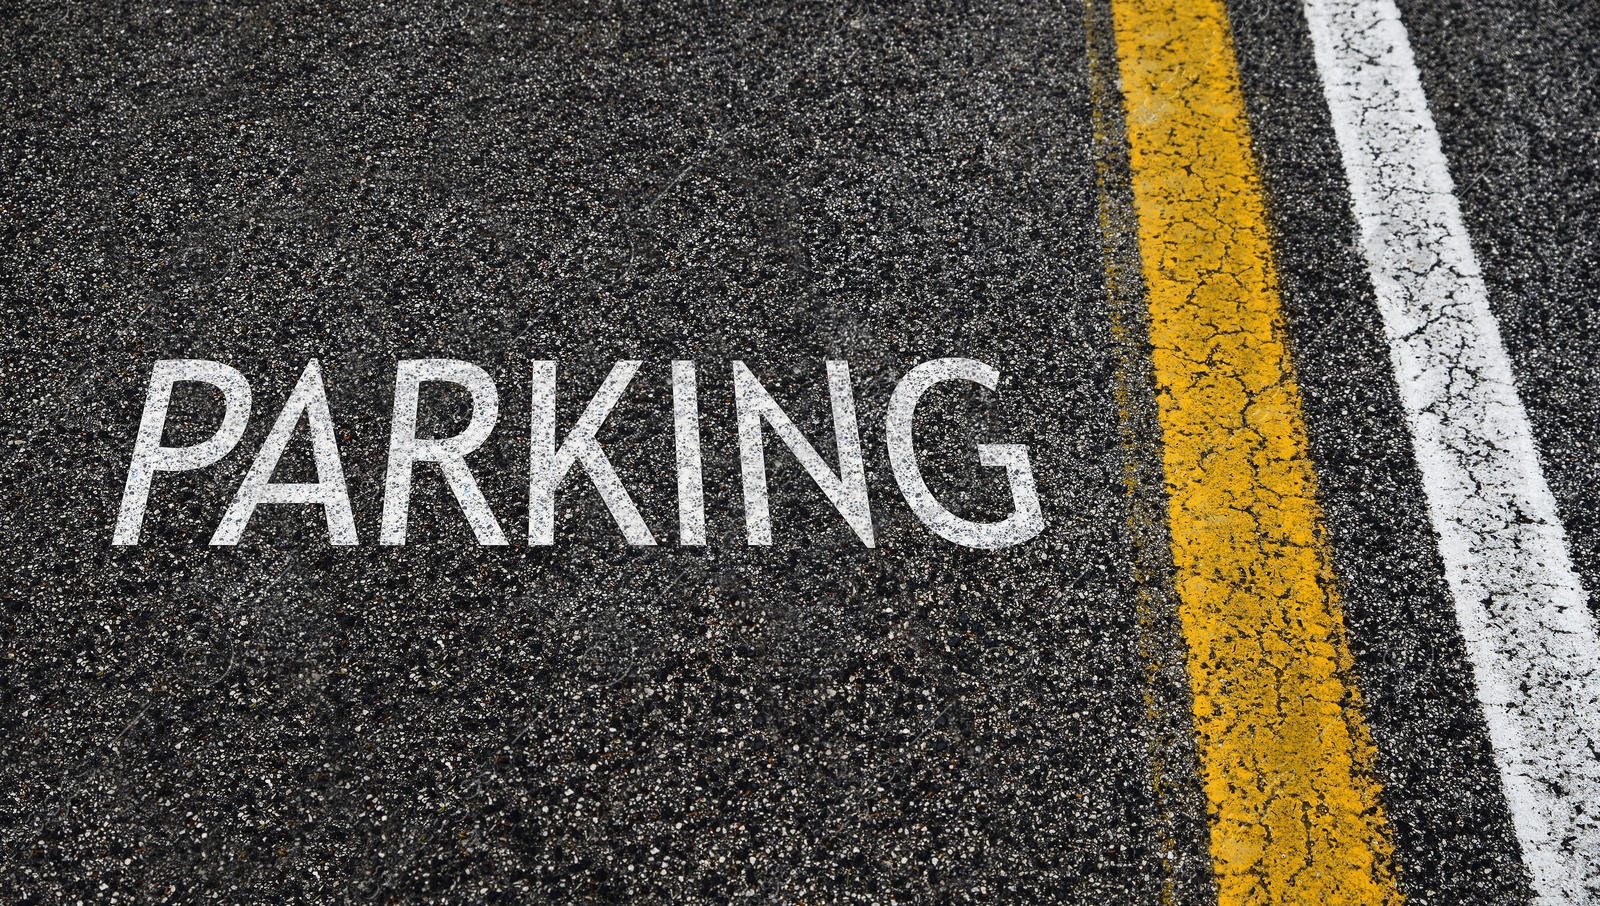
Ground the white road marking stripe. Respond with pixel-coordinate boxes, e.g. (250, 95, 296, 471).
(1301, 0, 1600, 901)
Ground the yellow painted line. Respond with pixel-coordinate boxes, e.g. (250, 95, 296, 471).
(1104, 1, 1403, 903)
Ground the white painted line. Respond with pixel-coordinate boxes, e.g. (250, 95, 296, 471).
(1301, 1, 1600, 901)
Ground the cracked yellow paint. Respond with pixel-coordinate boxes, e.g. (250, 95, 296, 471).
(1105, 1, 1403, 903)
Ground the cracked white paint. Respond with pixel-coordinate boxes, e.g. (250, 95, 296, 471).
(1303, 0, 1600, 900)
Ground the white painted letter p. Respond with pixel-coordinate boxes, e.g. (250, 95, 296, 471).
(113, 359, 253, 545)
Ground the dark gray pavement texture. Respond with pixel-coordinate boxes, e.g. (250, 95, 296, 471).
(2, 0, 1598, 903)
(2, 2, 1210, 903)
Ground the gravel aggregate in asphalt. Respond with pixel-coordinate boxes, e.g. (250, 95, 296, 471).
(3, 0, 1597, 902)
(3, 2, 1195, 902)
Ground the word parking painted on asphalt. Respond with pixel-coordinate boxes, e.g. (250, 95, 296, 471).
(13, 0, 1599, 901)
(112, 358, 1046, 550)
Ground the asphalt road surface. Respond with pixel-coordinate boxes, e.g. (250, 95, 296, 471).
(3, 0, 1598, 904)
